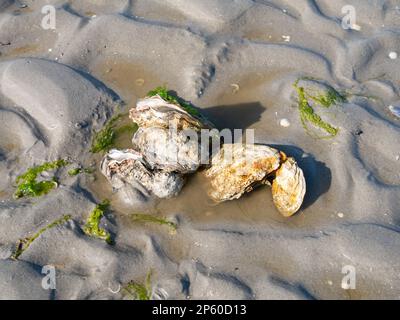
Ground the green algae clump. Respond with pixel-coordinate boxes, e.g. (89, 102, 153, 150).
(122, 270, 153, 300)
(90, 114, 138, 154)
(307, 86, 346, 108)
(83, 200, 112, 244)
(294, 80, 346, 139)
(90, 114, 121, 153)
(14, 160, 68, 199)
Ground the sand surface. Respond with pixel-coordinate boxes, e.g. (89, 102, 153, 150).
(0, 0, 400, 300)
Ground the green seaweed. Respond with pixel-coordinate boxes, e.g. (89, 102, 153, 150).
(68, 168, 82, 176)
(90, 114, 121, 153)
(14, 160, 68, 199)
(90, 124, 114, 153)
(90, 113, 138, 153)
(147, 86, 200, 116)
(83, 200, 112, 244)
(122, 270, 153, 300)
(294, 81, 342, 139)
(12, 215, 72, 260)
(130, 213, 177, 234)
(307, 87, 347, 108)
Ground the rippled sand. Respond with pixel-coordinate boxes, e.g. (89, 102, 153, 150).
(0, 0, 400, 299)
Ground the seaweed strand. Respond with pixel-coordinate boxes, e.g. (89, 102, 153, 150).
(12, 215, 72, 259)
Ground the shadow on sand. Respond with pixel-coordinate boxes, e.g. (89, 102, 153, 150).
(203, 102, 266, 131)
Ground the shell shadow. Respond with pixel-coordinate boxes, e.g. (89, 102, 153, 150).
(202, 102, 266, 131)
(269, 144, 332, 210)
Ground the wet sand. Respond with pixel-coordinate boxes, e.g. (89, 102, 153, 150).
(0, 0, 400, 300)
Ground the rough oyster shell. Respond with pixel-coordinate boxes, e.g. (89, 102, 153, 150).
(129, 95, 213, 130)
(101, 149, 184, 199)
(272, 157, 306, 217)
(132, 127, 206, 174)
(129, 94, 213, 174)
(205, 144, 282, 202)
(205, 144, 306, 217)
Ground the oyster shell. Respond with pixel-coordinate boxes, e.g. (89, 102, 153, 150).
(132, 127, 204, 174)
(101, 149, 184, 199)
(130, 95, 213, 130)
(205, 144, 282, 202)
(272, 157, 306, 217)
(129, 94, 214, 174)
(205, 144, 306, 216)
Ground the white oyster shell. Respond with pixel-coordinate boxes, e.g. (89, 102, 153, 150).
(129, 94, 213, 174)
(131, 127, 205, 174)
(272, 157, 306, 217)
(205, 144, 282, 202)
(101, 149, 185, 199)
(130, 95, 213, 130)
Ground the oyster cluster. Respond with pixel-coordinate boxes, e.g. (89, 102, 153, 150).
(130, 94, 214, 174)
(205, 144, 306, 217)
(101, 90, 306, 217)
(101, 149, 185, 198)
(101, 92, 212, 199)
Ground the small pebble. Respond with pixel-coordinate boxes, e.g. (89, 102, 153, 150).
(282, 35, 291, 42)
(389, 51, 398, 60)
(337, 212, 344, 218)
(280, 118, 291, 128)
(396, 155, 400, 161)
(327, 280, 333, 286)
